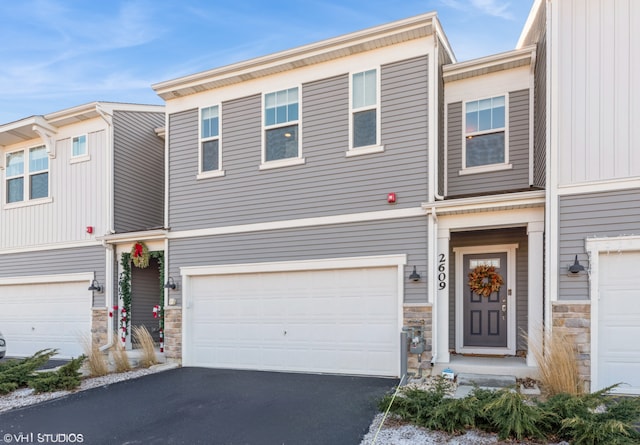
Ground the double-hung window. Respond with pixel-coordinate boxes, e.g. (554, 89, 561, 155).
(349, 69, 382, 154)
(199, 105, 223, 178)
(263, 87, 301, 167)
(6, 146, 49, 204)
(464, 96, 507, 169)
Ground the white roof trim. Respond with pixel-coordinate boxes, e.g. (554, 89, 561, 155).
(442, 46, 536, 83)
(152, 12, 440, 100)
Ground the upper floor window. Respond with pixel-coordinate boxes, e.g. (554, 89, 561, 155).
(351, 69, 380, 151)
(263, 87, 300, 164)
(72, 135, 87, 157)
(464, 96, 506, 168)
(199, 105, 223, 177)
(6, 146, 49, 204)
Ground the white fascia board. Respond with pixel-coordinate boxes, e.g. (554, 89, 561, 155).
(153, 12, 436, 100)
(517, 0, 545, 49)
(0, 272, 94, 286)
(181, 254, 408, 277)
(0, 240, 102, 256)
(422, 190, 546, 215)
(443, 46, 535, 83)
(97, 229, 168, 244)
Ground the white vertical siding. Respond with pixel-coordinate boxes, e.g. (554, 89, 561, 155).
(556, 0, 640, 185)
(0, 121, 109, 249)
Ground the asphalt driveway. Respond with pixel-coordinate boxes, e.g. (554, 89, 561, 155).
(0, 367, 396, 445)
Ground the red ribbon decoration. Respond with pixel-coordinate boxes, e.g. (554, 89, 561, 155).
(133, 243, 143, 257)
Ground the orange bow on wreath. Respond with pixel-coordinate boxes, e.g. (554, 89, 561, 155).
(468, 265, 504, 297)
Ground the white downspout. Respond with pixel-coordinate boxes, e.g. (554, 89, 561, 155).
(96, 103, 115, 352)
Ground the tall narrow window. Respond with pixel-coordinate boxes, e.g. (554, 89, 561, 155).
(351, 69, 378, 148)
(29, 146, 48, 199)
(200, 105, 221, 173)
(6, 151, 24, 203)
(72, 135, 87, 157)
(264, 87, 299, 162)
(464, 96, 506, 168)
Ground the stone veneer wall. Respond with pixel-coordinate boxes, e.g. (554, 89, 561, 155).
(552, 302, 591, 387)
(403, 305, 433, 373)
(164, 307, 182, 361)
(91, 308, 108, 346)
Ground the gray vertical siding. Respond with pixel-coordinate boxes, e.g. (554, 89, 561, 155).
(113, 111, 165, 233)
(446, 90, 531, 196)
(0, 246, 106, 306)
(167, 217, 428, 306)
(558, 188, 640, 300)
(532, 4, 547, 188)
(448, 228, 529, 352)
(167, 56, 430, 232)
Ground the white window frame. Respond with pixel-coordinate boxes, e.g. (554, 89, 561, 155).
(70, 134, 90, 164)
(197, 104, 225, 180)
(460, 94, 512, 175)
(4, 145, 52, 208)
(347, 67, 384, 157)
(260, 86, 305, 170)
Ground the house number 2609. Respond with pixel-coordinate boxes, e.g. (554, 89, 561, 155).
(438, 254, 447, 290)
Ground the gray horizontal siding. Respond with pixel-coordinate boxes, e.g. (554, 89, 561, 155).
(449, 228, 529, 352)
(168, 56, 429, 231)
(167, 216, 428, 305)
(559, 188, 640, 300)
(533, 27, 547, 188)
(0, 246, 106, 306)
(447, 90, 531, 197)
(113, 111, 165, 233)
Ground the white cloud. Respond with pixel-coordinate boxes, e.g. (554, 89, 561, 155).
(438, 0, 515, 20)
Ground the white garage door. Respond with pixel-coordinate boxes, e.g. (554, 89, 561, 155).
(0, 280, 91, 358)
(185, 266, 399, 376)
(597, 251, 640, 394)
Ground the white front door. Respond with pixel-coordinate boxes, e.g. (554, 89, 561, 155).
(184, 265, 400, 376)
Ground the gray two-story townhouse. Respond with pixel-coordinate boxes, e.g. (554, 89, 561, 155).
(520, 0, 640, 394)
(0, 102, 165, 358)
(153, 13, 456, 377)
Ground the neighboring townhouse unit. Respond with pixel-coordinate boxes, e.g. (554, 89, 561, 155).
(152, 13, 456, 377)
(0, 102, 165, 358)
(520, 0, 640, 394)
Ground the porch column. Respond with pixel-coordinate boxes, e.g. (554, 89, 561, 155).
(527, 221, 545, 367)
(437, 228, 451, 363)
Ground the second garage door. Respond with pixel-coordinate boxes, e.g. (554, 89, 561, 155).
(184, 266, 400, 376)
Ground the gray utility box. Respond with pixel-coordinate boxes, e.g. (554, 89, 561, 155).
(402, 325, 425, 354)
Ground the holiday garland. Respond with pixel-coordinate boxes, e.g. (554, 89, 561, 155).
(468, 265, 504, 297)
(117, 250, 165, 345)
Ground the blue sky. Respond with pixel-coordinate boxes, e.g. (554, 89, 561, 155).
(0, 0, 534, 124)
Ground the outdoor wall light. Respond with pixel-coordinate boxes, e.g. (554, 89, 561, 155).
(164, 276, 177, 290)
(409, 266, 421, 282)
(568, 255, 585, 275)
(88, 279, 103, 293)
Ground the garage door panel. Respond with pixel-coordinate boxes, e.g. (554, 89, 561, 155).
(186, 266, 399, 376)
(0, 282, 90, 358)
(597, 251, 640, 394)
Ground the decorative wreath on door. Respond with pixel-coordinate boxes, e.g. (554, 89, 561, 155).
(130, 241, 150, 268)
(468, 265, 504, 297)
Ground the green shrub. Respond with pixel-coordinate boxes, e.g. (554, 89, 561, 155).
(28, 355, 85, 394)
(426, 396, 477, 433)
(483, 389, 546, 441)
(0, 349, 58, 394)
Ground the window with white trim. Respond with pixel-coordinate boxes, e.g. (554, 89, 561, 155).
(464, 96, 506, 168)
(264, 87, 299, 162)
(200, 105, 221, 173)
(72, 135, 87, 157)
(6, 146, 49, 204)
(351, 69, 379, 149)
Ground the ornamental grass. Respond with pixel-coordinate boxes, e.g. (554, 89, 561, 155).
(110, 335, 132, 373)
(132, 325, 158, 368)
(80, 334, 108, 377)
(529, 329, 584, 396)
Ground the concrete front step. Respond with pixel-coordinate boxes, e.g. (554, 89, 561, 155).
(452, 373, 517, 399)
